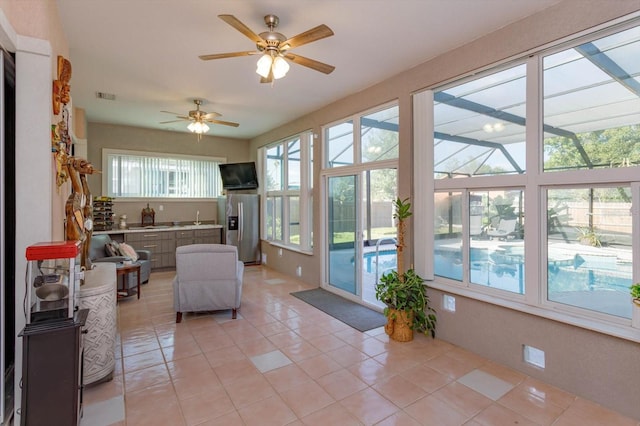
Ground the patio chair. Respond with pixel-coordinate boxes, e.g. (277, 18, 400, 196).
(487, 218, 518, 240)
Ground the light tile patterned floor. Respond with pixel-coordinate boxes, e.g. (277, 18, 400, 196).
(81, 266, 640, 426)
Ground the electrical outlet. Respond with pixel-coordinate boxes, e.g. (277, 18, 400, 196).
(443, 294, 456, 312)
(261, 253, 267, 264)
(278, 248, 283, 257)
(296, 266, 302, 276)
(159, 204, 164, 211)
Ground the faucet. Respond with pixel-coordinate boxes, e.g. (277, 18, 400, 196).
(194, 210, 201, 225)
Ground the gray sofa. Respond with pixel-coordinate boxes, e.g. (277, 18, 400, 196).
(89, 234, 152, 292)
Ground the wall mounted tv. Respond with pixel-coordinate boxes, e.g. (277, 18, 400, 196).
(219, 162, 259, 190)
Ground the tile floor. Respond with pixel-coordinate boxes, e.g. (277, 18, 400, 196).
(81, 266, 640, 426)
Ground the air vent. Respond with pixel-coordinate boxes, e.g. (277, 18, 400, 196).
(95, 91, 116, 101)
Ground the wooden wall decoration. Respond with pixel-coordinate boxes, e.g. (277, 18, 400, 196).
(52, 55, 71, 116)
(53, 55, 73, 188)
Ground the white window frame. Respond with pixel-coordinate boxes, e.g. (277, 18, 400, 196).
(320, 102, 400, 294)
(261, 131, 313, 253)
(102, 148, 225, 200)
(323, 101, 400, 169)
(415, 17, 640, 342)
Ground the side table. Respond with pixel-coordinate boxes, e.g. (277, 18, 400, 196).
(78, 262, 117, 385)
(116, 261, 141, 299)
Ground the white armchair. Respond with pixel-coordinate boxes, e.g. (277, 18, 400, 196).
(173, 244, 244, 323)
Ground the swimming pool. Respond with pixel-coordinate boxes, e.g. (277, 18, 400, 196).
(435, 243, 632, 318)
(363, 249, 397, 276)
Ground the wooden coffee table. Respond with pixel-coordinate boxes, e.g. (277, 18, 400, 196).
(115, 262, 141, 299)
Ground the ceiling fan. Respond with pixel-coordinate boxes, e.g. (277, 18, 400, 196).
(160, 99, 239, 140)
(199, 14, 335, 83)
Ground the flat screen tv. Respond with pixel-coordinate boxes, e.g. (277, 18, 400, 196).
(219, 162, 259, 190)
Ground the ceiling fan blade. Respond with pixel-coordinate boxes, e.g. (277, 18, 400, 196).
(161, 111, 191, 120)
(218, 14, 264, 44)
(203, 111, 221, 119)
(159, 119, 187, 124)
(282, 24, 334, 50)
(206, 119, 240, 127)
(199, 51, 256, 61)
(284, 53, 335, 74)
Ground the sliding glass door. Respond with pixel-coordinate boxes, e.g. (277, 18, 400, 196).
(327, 175, 358, 294)
(361, 168, 397, 308)
(323, 103, 399, 307)
(325, 168, 397, 307)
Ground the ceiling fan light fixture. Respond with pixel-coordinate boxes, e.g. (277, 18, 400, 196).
(188, 121, 209, 134)
(256, 54, 273, 78)
(272, 56, 290, 79)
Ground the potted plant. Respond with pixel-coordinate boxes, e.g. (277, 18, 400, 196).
(577, 227, 602, 247)
(630, 283, 640, 307)
(375, 197, 436, 341)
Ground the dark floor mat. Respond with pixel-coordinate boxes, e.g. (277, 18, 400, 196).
(291, 288, 387, 332)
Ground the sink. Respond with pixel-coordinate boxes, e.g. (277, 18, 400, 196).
(129, 225, 171, 230)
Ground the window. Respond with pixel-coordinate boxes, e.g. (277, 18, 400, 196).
(326, 121, 354, 168)
(361, 106, 399, 163)
(434, 65, 526, 178)
(325, 104, 399, 168)
(543, 26, 640, 172)
(419, 20, 640, 334)
(262, 131, 313, 251)
(433, 188, 525, 294)
(434, 191, 462, 280)
(469, 189, 524, 294)
(540, 25, 639, 320)
(546, 186, 632, 318)
(432, 63, 527, 295)
(103, 149, 224, 198)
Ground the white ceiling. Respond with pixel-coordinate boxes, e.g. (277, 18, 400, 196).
(56, 0, 562, 140)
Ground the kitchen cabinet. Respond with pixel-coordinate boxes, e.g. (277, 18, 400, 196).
(176, 228, 221, 247)
(194, 228, 221, 244)
(96, 225, 223, 271)
(175, 230, 195, 248)
(125, 231, 176, 269)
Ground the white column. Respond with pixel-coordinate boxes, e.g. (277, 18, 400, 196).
(13, 34, 53, 424)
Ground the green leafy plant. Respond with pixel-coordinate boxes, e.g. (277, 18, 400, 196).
(376, 268, 437, 337)
(375, 197, 437, 339)
(630, 283, 640, 300)
(577, 227, 602, 247)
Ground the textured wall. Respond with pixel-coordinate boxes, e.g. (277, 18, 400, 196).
(430, 288, 640, 419)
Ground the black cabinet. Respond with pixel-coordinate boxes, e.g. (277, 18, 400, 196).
(18, 309, 88, 426)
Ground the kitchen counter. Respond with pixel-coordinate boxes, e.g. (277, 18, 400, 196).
(94, 224, 222, 235)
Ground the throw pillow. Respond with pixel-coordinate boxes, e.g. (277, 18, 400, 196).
(104, 241, 119, 257)
(118, 242, 139, 262)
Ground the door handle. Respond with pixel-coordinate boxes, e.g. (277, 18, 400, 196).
(238, 202, 244, 242)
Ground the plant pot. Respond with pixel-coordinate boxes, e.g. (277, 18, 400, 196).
(385, 308, 414, 342)
(633, 298, 640, 307)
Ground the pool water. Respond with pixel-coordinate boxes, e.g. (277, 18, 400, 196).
(363, 249, 397, 275)
(434, 245, 632, 318)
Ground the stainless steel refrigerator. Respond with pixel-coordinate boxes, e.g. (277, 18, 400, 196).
(217, 194, 260, 264)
